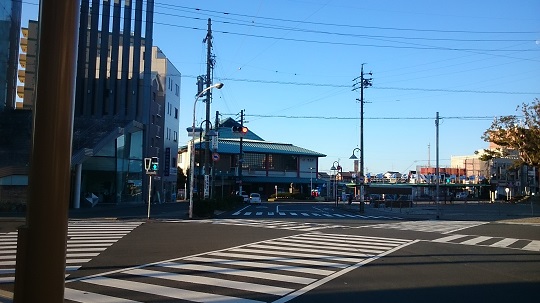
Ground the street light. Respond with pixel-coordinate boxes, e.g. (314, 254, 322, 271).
(330, 161, 341, 206)
(349, 147, 361, 160)
(310, 167, 313, 196)
(190, 82, 223, 219)
(350, 147, 365, 211)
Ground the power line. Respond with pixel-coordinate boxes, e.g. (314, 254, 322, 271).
(154, 3, 537, 35)
(181, 74, 540, 95)
(223, 114, 504, 121)
(151, 9, 533, 43)
(153, 21, 538, 53)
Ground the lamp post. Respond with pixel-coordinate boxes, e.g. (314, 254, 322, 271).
(350, 147, 366, 212)
(310, 167, 313, 196)
(349, 147, 363, 202)
(190, 82, 223, 219)
(330, 161, 341, 206)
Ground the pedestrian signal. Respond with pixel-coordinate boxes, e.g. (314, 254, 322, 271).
(149, 157, 159, 172)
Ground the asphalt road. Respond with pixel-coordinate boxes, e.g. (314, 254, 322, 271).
(0, 201, 538, 302)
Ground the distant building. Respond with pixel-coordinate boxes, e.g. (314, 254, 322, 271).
(178, 118, 326, 199)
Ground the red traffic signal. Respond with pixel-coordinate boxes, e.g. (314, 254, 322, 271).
(232, 126, 248, 134)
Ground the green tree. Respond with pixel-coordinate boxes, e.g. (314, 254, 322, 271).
(479, 99, 540, 169)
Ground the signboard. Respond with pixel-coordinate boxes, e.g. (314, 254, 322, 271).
(204, 175, 210, 198)
(211, 133, 219, 150)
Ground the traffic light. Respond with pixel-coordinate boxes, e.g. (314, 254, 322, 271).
(149, 157, 159, 172)
(232, 126, 248, 134)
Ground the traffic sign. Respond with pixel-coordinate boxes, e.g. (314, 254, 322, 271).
(212, 152, 220, 162)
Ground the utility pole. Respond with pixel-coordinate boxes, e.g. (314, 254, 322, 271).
(238, 110, 244, 195)
(353, 64, 372, 206)
(211, 110, 220, 198)
(203, 18, 215, 199)
(435, 112, 440, 219)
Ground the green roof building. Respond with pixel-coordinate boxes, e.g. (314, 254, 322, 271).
(179, 118, 326, 199)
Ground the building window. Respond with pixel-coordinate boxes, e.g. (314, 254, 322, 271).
(173, 131, 178, 142)
(172, 157, 177, 168)
(174, 107, 178, 119)
(175, 84, 179, 96)
(242, 153, 266, 170)
(267, 154, 297, 171)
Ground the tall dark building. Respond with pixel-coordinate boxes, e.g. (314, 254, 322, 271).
(0, 0, 30, 207)
(0, 0, 21, 111)
(71, 0, 157, 206)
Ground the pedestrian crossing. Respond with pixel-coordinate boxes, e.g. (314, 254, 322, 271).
(64, 232, 413, 302)
(369, 220, 487, 234)
(0, 221, 142, 284)
(212, 219, 348, 231)
(231, 210, 403, 220)
(433, 234, 540, 252)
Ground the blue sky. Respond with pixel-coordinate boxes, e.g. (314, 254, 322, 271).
(21, 0, 540, 175)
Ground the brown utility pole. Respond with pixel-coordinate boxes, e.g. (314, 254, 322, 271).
(14, 0, 80, 301)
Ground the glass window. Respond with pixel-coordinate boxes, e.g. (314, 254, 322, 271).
(267, 154, 297, 171)
(129, 130, 143, 160)
(242, 153, 266, 170)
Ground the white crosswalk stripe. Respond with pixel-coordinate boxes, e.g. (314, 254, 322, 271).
(210, 219, 346, 231)
(0, 221, 142, 284)
(370, 220, 487, 234)
(65, 233, 413, 302)
(230, 211, 402, 220)
(432, 234, 540, 252)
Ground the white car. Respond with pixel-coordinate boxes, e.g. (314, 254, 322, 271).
(249, 193, 262, 204)
(236, 191, 249, 203)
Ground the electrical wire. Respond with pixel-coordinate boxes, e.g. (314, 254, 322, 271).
(225, 114, 504, 121)
(154, 3, 538, 35)
(180, 74, 540, 95)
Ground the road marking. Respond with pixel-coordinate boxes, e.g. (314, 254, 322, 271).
(232, 205, 250, 216)
(490, 238, 519, 248)
(522, 240, 540, 251)
(186, 256, 334, 276)
(125, 268, 295, 296)
(433, 234, 540, 252)
(159, 262, 316, 285)
(273, 240, 419, 303)
(65, 232, 415, 301)
(372, 221, 487, 234)
(432, 234, 469, 243)
(64, 287, 143, 303)
(461, 236, 492, 245)
(0, 221, 142, 284)
(84, 276, 265, 303)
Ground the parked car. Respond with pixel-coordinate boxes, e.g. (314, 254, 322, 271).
(235, 191, 249, 203)
(249, 193, 262, 204)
